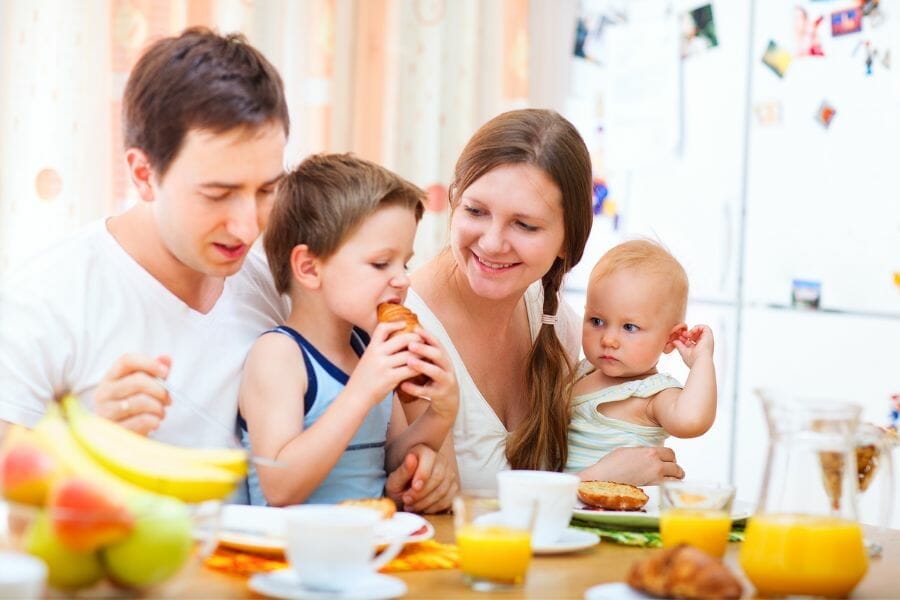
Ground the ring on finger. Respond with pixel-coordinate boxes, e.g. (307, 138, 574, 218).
(418, 396, 432, 402)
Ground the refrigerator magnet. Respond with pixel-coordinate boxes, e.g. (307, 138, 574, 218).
(815, 101, 837, 128)
(791, 279, 822, 310)
(831, 7, 863, 37)
(762, 40, 792, 78)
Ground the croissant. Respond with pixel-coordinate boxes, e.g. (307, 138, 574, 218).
(627, 544, 742, 600)
(377, 302, 430, 402)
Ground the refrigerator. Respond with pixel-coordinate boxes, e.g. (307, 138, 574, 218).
(561, 0, 899, 526)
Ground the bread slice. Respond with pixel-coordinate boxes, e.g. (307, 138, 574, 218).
(339, 497, 397, 520)
(578, 480, 649, 511)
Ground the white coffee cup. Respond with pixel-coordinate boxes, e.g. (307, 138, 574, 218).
(497, 470, 579, 546)
(0, 551, 46, 600)
(284, 505, 404, 592)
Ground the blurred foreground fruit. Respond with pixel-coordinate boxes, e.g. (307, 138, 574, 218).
(49, 477, 134, 551)
(62, 395, 243, 501)
(0, 426, 60, 505)
(101, 495, 193, 588)
(25, 512, 104, 590)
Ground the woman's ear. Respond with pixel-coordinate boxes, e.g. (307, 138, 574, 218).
(664, 323, 688, 354)
(125, 148, 155, 202)
(290, 245, 322, 290)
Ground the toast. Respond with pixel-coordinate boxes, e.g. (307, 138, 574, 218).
(577, 480, 649, 511)
(377, 302, 430, 402)
(627, 544, 742, 600)
(338, 497, 397, 520)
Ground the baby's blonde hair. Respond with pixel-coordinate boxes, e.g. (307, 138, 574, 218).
(590, 239, 689, 321)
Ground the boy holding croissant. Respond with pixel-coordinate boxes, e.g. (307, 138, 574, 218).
(238, 153, 459, 506)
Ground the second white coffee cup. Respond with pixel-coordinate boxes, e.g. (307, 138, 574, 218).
(497, 470, 579, 547)
(284, 505, 404, 592)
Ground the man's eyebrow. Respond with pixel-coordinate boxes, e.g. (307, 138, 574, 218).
(198, 174, 284, 189)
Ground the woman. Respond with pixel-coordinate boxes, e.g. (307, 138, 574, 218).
(406, 109, 684, 490)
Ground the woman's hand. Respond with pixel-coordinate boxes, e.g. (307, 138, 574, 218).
(385, 444, 459, 513)
(578, 446, 685, 485)
(93, 354, 171, 435)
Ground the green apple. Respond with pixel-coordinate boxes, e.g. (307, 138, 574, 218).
(25, 511, 104, 590)
(101, 495, 193, 588)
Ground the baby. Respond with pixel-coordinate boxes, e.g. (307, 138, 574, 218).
(565, 239, 716, 473)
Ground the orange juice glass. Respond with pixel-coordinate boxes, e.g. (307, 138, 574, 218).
(659, 481, 735, 558)
(740, 513, 868, 598)
(453, 493, 535, 590)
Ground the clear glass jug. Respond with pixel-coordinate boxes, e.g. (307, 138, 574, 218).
(740, 390, 871, 598)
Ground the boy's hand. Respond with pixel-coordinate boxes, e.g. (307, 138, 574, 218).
(400, 328, 458, 420)
(673, 324, 714, 368)
(346, 321, 421, 405)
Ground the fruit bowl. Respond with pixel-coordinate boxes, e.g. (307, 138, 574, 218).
(0, 496, 221, 598)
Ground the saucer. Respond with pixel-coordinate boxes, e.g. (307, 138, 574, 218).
(532, 527, 599, 554)
(584, 582, 648, 599)
(248, 568, 407, 600)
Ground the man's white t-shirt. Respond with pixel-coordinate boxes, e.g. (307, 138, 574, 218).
(0, 220, 288, 448)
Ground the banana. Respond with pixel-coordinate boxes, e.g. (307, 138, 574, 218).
(61, 396, 242, 502)
(61, 397, 248, 477)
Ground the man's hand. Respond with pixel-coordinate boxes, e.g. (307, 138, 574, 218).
(93, 354, 171, 435)
(385, 444, 458, 513)
(579, 446, 685, 486)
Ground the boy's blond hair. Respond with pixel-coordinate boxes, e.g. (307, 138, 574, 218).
(590, 239, 689, 321)
(265, 153, 425, 295)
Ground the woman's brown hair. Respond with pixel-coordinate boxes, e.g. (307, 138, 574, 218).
(449, 109, 593, 471)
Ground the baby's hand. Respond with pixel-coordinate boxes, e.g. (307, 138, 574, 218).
(400, 328, 459, 421)
(347, 321, 422, 406)
(673, 324, 714, 368)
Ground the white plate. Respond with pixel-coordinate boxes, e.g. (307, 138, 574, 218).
(249, 568, 407, 600)
(584, 582, 649, 600)
(572, 486, 753, 529)
(532, 527, 599, 554)
(218, 505, 433, 555)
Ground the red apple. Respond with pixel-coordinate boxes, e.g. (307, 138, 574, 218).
(49, 477, 135, 551)
(0, 436, 60, 505)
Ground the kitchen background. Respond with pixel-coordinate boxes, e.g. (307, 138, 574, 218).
(1, 0, 897, 525)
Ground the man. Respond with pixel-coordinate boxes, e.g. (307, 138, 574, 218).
(0, 28, 455, 512)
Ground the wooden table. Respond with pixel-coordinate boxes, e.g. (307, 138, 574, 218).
(185, 516, 900, 599)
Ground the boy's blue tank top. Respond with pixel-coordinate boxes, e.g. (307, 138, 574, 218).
(239, 325, 392, 505)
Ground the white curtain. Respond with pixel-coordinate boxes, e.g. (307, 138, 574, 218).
(0, 0, 530, 275)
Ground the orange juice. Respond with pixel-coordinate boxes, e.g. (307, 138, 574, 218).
(659, 509, 731, 557)
(740, 513, 868, 598)
(456, 524, 531, 584)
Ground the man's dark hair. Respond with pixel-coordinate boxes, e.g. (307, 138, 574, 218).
(123, 27, 289, 177)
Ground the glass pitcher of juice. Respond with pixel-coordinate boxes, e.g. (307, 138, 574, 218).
(740, 391, 869, 598)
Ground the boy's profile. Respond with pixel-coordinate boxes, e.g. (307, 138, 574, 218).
(239, 154, 459, 506)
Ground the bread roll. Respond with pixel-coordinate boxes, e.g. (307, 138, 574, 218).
(627, 544, 742, 600)
(377, 302, 430, 402)
(339, 497, 397, 520)
(578, 480, 649, 511)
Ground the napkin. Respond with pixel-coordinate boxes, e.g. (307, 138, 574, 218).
(570, 522, 745, 548)
(204, 540, 459, 578)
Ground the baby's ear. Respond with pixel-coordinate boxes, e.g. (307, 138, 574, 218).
(664, 323, 688, 354)
(290, 245, 322, 290)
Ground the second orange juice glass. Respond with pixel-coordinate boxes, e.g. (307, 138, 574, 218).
(659, 481, 735, 558)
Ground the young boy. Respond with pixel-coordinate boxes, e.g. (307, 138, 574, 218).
(239, 154, 459, 506)
(565, 239, 716, 473)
